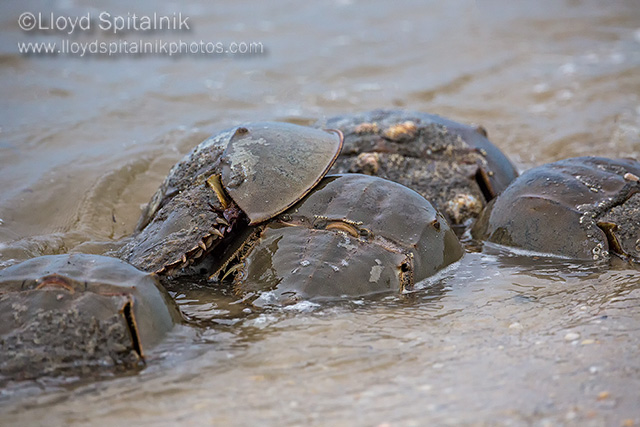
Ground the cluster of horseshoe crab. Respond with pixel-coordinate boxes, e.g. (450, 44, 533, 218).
(1, 109, 638, 382)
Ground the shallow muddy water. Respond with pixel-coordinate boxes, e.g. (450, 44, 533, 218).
(0, 0, 639, 425)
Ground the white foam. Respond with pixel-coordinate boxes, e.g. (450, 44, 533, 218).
(283, 300, 321, 312)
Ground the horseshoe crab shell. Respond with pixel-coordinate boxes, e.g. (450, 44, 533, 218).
(0, 254, 181, 380)
(232, 174, 463, 305)
(221, 123, 343, 225)
(472, 156, 640, 261)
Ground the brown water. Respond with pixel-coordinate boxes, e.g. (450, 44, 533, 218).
(1, 0, 639, 425)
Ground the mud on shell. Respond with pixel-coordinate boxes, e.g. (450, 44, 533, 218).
(118, 122, 343, 275)
(472, 156, 640, 262)
(321, 109, 518, 229)
(0, 254, 181, 381)
(226, 174, 464, 306)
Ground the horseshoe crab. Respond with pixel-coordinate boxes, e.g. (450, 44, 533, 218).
(472, 157, 640, 262)
(0, 254, 181, 381)
(321, 110, 518, 229)
(118, 122, 343, 276)
(222, 174, 463, 306)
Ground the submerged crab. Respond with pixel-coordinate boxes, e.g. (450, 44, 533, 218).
(472, 157, 640, 262)
(119, 122, 344, 276)
(228, 174, 463, 306)
(0, 254, 181, 381)
(320, 110, 518, 229)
